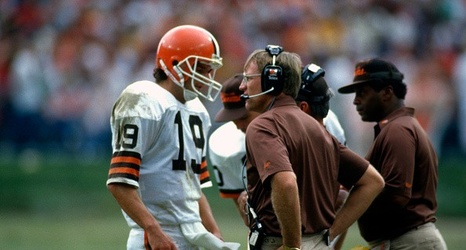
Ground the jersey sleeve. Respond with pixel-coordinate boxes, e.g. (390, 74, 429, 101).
(199, 158, 212, 188)
(106, 85, 163, 188)
(108, 150, 142, 187)
(208, 122, 246, 198)
(323, 110, 347, 145)
(106, 116, 156, 188)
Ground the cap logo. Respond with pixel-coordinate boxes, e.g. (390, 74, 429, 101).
(354, 67, 366, 77)
(221, 92, 241, 104)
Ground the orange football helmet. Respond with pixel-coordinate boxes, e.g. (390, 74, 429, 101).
(156, 25, 223, 101)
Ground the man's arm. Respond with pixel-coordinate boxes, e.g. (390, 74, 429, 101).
(271, 171, 301, 248)
(237, 191, 250, 227)
(333, 188, 350, 250)
(107, 183, 176, 249)
(199, 192, 224, 240)
(329, 164, 384, 241)
(231, 194, 242, 215)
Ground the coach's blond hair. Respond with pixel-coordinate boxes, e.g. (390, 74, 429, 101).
(244, 49, 302, 98)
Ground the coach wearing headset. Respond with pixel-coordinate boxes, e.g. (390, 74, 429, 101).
(239, 45, 384, 250)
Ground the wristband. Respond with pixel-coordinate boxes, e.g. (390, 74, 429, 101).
(323, 230, 330, 246)
(323, 229, 340, 248)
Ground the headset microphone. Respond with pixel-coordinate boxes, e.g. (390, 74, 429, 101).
(240, 87, 275, 100)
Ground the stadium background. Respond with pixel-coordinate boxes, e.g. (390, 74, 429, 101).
(0, 1, 465, 249)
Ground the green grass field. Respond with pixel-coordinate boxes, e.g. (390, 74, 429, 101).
(0, 153, 465, 249)
(0, 190, 464, 250)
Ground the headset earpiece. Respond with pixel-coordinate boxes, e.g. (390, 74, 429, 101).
(261, 64, 283, 95)
(261, 45, 284, 96)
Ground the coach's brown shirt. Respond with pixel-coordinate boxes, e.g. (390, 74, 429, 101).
(245, 95, 369, 236)
(358, 107, 438, 242)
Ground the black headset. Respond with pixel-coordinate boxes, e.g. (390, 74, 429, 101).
(301, 63, 325, 87)
(261, 45, 284, 96)
(297, 63, 332, 104)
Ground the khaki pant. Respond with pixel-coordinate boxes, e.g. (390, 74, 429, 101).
(127, 223, 240, 250)
(259, 231, 331, 250)
(369, 222, 447, 250)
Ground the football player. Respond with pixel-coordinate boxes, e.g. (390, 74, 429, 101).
(107, 25, 240, 250)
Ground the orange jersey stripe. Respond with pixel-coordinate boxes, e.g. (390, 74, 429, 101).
(111, 155, 141, 165)
(199, 160, 209, 178)
(200, 169, 210, 181)
(200, 160, 207, 169)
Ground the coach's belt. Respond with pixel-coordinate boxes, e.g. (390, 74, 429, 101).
(262, 230, 326, 244)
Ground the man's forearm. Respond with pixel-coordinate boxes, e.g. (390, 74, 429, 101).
(199, 192, 223, 240)
(107, 183, 161, 231)
(331, 165, 384, 239)
(271, 171, 301, 248)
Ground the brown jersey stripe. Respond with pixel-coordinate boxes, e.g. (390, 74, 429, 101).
(200, 158, 209, 170)
(110, 151, 141, 170)
(200, 166, 210, 183)
(110, 161, 140, 171)
(199, 162, 209, 174)
(108, 166, 140, 177)
(200, 175, 210, 185)
(112, 150, 141, 159)
(199, 170, 209, 180)
(200, 157, 209, 184)
(199, 159, 210, 183)
(200, 159, 207, 169)
(108, 172, 139, 182)
(109, 151, 141, 182)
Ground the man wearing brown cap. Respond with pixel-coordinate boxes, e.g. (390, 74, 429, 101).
(338, 58, 447, 249)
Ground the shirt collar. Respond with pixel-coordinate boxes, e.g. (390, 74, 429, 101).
(267, 94, 297, 109)
(377, 106, 415, 131)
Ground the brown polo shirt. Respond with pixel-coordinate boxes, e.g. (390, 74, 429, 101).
(358, 107, 438, 242)
(245, 95, 369, 236)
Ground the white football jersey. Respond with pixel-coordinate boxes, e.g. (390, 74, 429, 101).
(208, 121, 246, 199)
(107, 80, 212, 227)
(324, 109, 346, 145)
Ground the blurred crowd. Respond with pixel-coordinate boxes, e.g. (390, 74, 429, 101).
(1, 0, 465, 160)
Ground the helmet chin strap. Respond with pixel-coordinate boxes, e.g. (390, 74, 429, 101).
(159, 59, 184, 87)
(175, 65, 199, 101)
(159, 59, 198, 102)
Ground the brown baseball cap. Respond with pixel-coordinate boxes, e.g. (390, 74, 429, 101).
(338, 58, 404, 94)
(214, 74, 247, 122)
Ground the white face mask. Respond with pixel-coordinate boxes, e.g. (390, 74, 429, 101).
(183, 88, 198, 102)
(159, 58, 222, 102)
